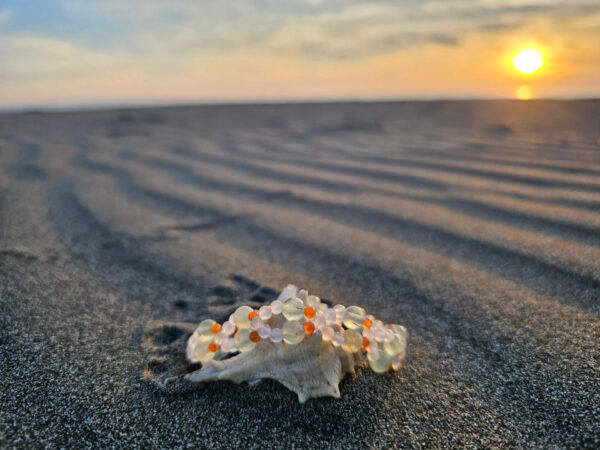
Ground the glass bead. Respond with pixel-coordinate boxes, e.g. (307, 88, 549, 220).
(233, 306, 254, 329)
(213, 331, 227, 345)
(317, 303, 328, 314)
(383, 335, 407, 356)
(282, 297, 305, 321)
(282, 320, 305, 345)
(250, 316, 263, 330)
(325, 308, 337, 324)
(391, 324, 408, 341)
(343, 306, 366, 329)
(322, 326, 335, 341)
(304, 321, 316, 335)
(270, 327, 283, 343)
(270, 300, 283, 315)
(367, 345, 380, 362)
(375, 328, 387, 343)
(305, 295, 320, 309)
(297, 289, 308, 301)
(259, 305, 272, 320)
(314, 316, 326, 330)
(369, 350, 392, 374)
(193, 342, 215, 363)
(196, 319, 216, 339)
(363, 317, 373, 329)
(363, 327, 375, 341)
(333, 304, 346, 320)
(210, 322, 222, 335)
(304, 306, 316, 319)
(207, 341, 219, 353)
(221, 338, 236, 353)
(222, 320, 236, 336)
(258, 325, 271, 339)
(233, 329, 255, 352)
(249, 330, 261, 343)
(332, 333, 344, 347)
(342, 329, 362, 353)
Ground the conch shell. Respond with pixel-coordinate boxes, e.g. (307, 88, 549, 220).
(186, 314, 364, 403)
(184, 285, 407, 403)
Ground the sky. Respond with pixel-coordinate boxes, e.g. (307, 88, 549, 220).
(1, 0, 599, 108)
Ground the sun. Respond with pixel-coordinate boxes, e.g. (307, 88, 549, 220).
(512, 48, 543, 75)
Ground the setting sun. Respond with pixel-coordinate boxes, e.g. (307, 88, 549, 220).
(512, 48, 544, 75)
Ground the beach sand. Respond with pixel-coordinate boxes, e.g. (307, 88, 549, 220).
(1, 100, 599, 447)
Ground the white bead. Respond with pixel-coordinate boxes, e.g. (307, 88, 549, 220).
(305, 295, 320, 309)
(317, 303, 328, 314)
(258, 325, 271, 339)
(333, 304, 346, 320)
(375, 320, 384, 329)
(322, 326, 334, 341)
(375, 328, 387, 342)
(384, 328, 395, 343)
(325, 309, 337, 324)
(270, 300, 283, 315)
(297, 289, 308, 301)
(363, 327, 375, 340)
(270, 327, 283, 343)
(250, 316, 263, 330)
(214, 331, 227, 345)
(314, 316, 326, 330)
(222, 320, 236, 336)
(259, 305, 272, 320)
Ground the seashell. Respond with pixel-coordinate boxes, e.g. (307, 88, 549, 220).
(184, 284, 407, 403)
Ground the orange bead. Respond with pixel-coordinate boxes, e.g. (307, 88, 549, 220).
(208, 341, 219, 352)
(249, 330, 261, 343)
(210, 323, 222, 334)
(303, 321, 316, 335)
(363, 317, 373, 329)
(232, 327, 238, 337)
(248, 310, 259, 321)
(362, 336, 370, 350)
(387, 324, 394, 329)
(304, 306, 316, 319)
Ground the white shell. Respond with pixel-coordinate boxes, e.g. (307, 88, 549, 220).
(185, 314, 364, 403)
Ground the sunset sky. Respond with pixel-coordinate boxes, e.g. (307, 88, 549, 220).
(1, 0, 599, 109)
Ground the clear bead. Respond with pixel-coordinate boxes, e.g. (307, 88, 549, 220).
(193, 342, 215, 363)
(233, 329, 255, 352)
(383, 328, 395, 343)
(363, 327, 375, 341)
(282, 297, 305, 321)
(297, 289, 308, 301)
(232, 305, 254, 329)
(367, 345, 380, 362)
(375, 328, 387, 342)
(341, 329, 362, 352)
(259, 305, 272, 320)
(391, 324, 408, 341)
(270, 327, 283, 343)
(333, 304, 346, 320)
(196, 319, 216, 339)
(332, 333, 344, 347)
(322, 326, 335, 341)
(317, 303, 328, 314)
(383, 335, 407, 356)
(258, 325, 271, 339)
(222, 320, 236, 336)
(343, 306, 366, 329)
(282, 320, 304, 345)
(305, 295, 320, 309)
(270, 300, 283, 315)
(369, 350, 392, 374)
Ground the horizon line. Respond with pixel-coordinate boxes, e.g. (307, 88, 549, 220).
(2, 95, 599, 114)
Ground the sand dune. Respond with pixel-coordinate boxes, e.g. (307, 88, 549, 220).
(1, 101, 599, 447)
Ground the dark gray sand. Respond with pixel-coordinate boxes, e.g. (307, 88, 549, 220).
(1, 100, 599, 448)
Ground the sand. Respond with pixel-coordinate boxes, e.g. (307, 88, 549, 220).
(1, 100, 599, 448)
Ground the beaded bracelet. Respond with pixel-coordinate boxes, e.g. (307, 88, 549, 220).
(187, 285, 407, 374)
